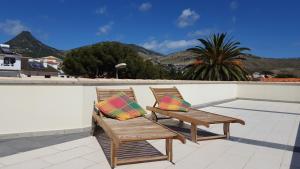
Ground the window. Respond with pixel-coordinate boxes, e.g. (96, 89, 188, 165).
(3, 57, 16, 66)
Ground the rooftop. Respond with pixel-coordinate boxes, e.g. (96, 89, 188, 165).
(0, 99, 299, 169)
(0, 78, 299, 169)
(261, 78, 300, 82)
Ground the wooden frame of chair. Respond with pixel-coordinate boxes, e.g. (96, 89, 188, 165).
(92, 88, 186, 168)
(147, 86, 245, 143)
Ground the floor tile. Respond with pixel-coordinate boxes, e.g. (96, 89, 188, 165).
(81, 151, 107, 163)
(41, 146, 95, 164)
(84, 162, 111, 169)
(1, 159, 51, 169)
(44, 158, 95, 169)
(51, 137, 94, 151)
(0, 100, 299, 169)
(0, 147, 58, 165)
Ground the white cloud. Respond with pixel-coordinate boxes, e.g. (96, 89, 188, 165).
(142, 40, 158, 50)
(142, 39, 197, 53)
(96, 22, 113, 36)
(0, 19, 29, 36)
(177, 8, 200, 28)
(95, 6, 107, 15)
(188, 28, 215, 37)
(139, 2, 152, 12)
(230, 1, 238, 10)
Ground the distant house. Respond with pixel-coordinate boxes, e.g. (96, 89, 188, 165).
(40, 56, 62, 70)
(0, 44, 22, 77)
(0, 44, 61, 78)
(20, 57, 59, 77)
(252, 72, 263, 79)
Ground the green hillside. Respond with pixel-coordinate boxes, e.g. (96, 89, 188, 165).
(5, 31, 63, 58)
(159, 51, 300, 77)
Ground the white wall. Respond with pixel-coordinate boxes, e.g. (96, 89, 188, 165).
(0, 78, 299, 137)
(0, 85, 83, 135)
(238, 83, 300, 102)
(0, 58, 21, 71)
(0, 79, 237, 136)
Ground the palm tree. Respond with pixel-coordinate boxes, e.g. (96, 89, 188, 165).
(184, 33, 250, 81)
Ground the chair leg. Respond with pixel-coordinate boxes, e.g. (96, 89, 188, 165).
(223, 123, 230, 139)
(111, 141, 117, 169)
(178, 120, 184, 127)
(191, 123, 197, 142)
(166, 139, 173, 163)
(151, 112, 158, 122)
(90, 118, 96, 136)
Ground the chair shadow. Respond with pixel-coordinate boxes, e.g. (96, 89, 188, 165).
(159, 119, 220, 141)
(290, 122, 300, 168)
(93, 126, 163, 166)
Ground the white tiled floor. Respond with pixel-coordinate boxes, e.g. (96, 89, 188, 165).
(0, 100, 299, 169)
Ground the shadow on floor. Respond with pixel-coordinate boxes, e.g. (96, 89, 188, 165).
(290, 123, 300, 168)
(93, 126, 163, 166)
(159, 119, 219, 141)
(229, 136, 299, 152)
(0, 132, 90, 157)
(161, 119, 300, 154)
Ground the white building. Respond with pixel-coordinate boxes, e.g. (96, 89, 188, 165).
(40, 56, 62, 70)
(0, 44, 21, 77)
(252, 72, 264, 79)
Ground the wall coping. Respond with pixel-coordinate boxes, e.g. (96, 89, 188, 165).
(0, 77, 300, 86)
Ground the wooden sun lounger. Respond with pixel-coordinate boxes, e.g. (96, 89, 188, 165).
(146, 87, 245, 143)
(92, 88, 185, 168)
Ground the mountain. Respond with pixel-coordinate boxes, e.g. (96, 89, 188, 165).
(4, 31, 162, 60)
(68, 41, 164, 61)
(244, 55, 300, 76)
(126, 44, 164, 59)
(5, 31, 63, 58)
(5, 31, 299, 77)
(159, 51, 300, 77)
(159, 51, 195, 65)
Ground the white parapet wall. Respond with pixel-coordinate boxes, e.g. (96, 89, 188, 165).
(0, 77, 299, 138)
(237, 82, 300, 102)
(80, 83, 238, 129)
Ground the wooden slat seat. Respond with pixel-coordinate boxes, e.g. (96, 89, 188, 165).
(147, 87, 245, 142)
(92, 88, 186, 168)
(104, 117, 178, 142)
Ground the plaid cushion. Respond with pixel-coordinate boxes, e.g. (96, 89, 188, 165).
(96, 92, 146, 121)
(158, 95, 191, 112)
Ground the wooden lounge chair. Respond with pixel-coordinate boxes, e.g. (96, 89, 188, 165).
(92, 88, 186, 168)
(146, 87, 245, 143)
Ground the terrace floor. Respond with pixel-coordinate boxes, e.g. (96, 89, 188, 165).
(0, 99, 300, 169)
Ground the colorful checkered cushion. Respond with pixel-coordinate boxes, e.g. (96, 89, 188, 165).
(158, 95, 191, 112)
(96, 92, 146, 121)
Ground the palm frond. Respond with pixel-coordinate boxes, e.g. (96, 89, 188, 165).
(184, 33, 250, 81)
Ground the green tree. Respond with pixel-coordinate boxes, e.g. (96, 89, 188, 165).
(62, 57, 86, 77)
(62, 42, 169, 79)
(184, 33, 250, 81)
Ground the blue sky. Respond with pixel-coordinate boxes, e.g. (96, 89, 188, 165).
(0, 0, 299, 58)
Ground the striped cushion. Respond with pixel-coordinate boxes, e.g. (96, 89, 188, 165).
(158, 95, 191, 112)
(96, 92, 146, 121)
